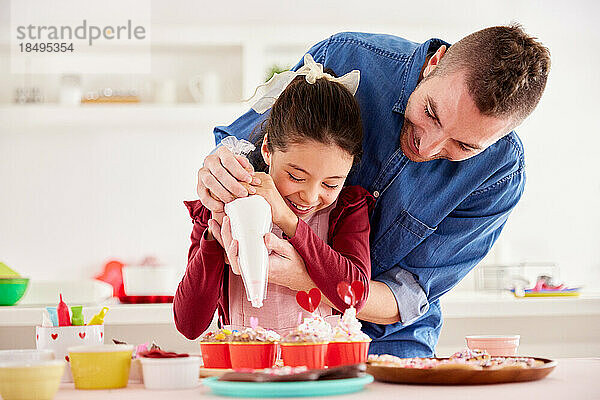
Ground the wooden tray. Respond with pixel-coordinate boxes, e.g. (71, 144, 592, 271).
(199, 367, 233, 378)
(366, 357, 557, 385)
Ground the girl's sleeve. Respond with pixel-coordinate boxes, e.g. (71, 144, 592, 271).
(287, 186, 374, 312)
(173, 200, 226, 340)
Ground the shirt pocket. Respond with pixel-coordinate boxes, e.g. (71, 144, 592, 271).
(371, 209, 437, 274)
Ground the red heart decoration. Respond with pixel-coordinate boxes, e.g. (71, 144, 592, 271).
(337, 282, 354, 306)
(79, 332, 86, 339)
(295, 288, 322, 313)
(100, 332, 103, 339)
(337, 281, 365, 307)
(51, 333, 58, 340)
(351, 281, 365, 303)
(65, 355, 70, 362)
(36, 334, 39, 341)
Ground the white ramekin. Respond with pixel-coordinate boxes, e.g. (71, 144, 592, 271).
(139, 356, 201, 390)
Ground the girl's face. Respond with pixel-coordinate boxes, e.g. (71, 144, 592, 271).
(261, 137, 354, 220)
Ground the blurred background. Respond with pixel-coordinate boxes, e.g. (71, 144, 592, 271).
(0, 0, 598, 357)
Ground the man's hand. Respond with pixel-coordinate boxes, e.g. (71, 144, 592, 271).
(197, 146, 257, 223)
(220, 215, 241, 275)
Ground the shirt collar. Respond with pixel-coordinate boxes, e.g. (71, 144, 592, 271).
(392, 38, 449, 115)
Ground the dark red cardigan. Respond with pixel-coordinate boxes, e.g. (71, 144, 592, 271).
(174, 185, 374, 340)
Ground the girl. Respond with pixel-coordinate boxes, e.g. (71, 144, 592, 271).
(174, 55, 374, 339)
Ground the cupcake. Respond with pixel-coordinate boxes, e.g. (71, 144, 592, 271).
(228, 327, 280, 370)
(199, 329, 233, 369)
(280, 315, 332, 369)
(326, 307, 371, 367)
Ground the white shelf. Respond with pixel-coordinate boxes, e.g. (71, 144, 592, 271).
(0, 302, 175, 327)
(0, 103, 249, 129)
(440, 291, 600, 319)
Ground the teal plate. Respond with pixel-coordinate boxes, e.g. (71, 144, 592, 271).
(203, 375, 374, 397)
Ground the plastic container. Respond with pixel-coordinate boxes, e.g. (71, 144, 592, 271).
(140, 356, 201, 390)
(0, 278, 29, 306)
(122, 266, 178, 296)
(0, 360, 64, 400)
(200, 343, 232, 369)
(36, 325, 104, 382)
(326, 341, 370, 367)
(280, 343, 328, 369)
(68, 344, 133, 390)
(228, 343, 277, 369)
(0, 349, 54, 363)
(465, 335, 520, 356)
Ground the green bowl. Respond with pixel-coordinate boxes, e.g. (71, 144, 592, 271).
(0, 278, 30, 306)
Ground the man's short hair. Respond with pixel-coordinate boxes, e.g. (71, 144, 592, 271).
(435, 24, 551, 125)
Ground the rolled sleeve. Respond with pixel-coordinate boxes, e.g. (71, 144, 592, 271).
(375, 267, 430, 326)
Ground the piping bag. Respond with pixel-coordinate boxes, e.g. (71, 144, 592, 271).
(221, 136, 272, 308)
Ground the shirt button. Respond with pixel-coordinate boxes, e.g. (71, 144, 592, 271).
(373, 191, 380, 198)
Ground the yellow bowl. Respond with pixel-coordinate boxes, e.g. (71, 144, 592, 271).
(68, 345, 133, 390)
(0, 360, 64, 400)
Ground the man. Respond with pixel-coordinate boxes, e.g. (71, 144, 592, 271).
(194, 25, 550, 357)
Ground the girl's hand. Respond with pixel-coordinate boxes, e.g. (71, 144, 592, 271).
(251, 172, 299, 237)
(264, 233, 313, 292)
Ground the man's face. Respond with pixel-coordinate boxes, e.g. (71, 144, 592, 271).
(400, 69, 514, 162)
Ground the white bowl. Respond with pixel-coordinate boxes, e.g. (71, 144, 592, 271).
(140, 356, 201, 390)
(0, 349, 54, 363)
(122, 266, 178, 296)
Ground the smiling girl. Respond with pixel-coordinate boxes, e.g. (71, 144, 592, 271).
(174, 55, 374, 339)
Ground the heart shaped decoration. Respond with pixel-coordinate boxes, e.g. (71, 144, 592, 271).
(250, 316, 259, 330)
(337, 280, 365, 307)
(51, 333, 58, 340)
(295, 288, 322, 313)
(36, 334, 39, 341)
(337, 282, 354, 306)
(65, 355, 70, 362)
(79, 332, 86, 339)
(351, 281, 365, 303)
(100, 332, 103, 339)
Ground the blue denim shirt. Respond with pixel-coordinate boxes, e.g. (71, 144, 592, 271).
(212, 32, 525, 357)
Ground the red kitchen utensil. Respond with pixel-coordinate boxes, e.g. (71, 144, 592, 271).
(295, 288, 321, 313)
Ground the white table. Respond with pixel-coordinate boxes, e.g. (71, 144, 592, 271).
(54, 358, 599, 400)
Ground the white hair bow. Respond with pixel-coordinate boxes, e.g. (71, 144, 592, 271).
(248, 54, 360, 114)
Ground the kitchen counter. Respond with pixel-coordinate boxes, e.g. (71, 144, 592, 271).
(53, 358, 599, 400)
(2, 291, 599, 327)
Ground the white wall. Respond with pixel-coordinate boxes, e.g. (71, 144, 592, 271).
(0, 0, 599, 291)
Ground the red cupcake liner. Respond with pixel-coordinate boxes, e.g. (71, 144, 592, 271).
(229, 343, 277, 370)
(200, 342, 232, 369)
(280, 343, 328, 369)
(326, 341, 370, 367)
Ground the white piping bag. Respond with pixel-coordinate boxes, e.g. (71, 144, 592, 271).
(221, 136, 272, 308)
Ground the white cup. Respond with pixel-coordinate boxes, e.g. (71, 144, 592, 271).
(36, 325, 104, 382)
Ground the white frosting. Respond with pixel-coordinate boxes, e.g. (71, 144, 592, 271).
(297, 314, 333, 341)
(332, 307, 371, 342)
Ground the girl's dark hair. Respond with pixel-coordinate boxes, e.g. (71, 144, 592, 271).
(248, 69, 363, 172)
